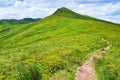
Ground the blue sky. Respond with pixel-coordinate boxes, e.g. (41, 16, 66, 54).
(0, 0, 120, 23)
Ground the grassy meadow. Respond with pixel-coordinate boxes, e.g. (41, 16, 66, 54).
(0, 7, 120, 80)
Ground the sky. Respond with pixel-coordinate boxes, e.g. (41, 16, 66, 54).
(0, 0, 120, 23)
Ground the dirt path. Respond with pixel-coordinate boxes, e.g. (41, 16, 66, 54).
(75, 40, 112, 80)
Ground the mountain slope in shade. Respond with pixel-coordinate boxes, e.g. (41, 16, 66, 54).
(0, 18, 41, 24)
(0, 7, 120, 80)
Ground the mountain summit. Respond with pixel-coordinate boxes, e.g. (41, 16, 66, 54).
(53, 7, 119, 25)
(53, 7, 97, 20)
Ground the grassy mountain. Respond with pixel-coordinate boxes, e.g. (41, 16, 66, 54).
(19, 18, 41, 23)
(53, 7, 96, 20)
(0, 7, 120, 80)
(54, 7, 119, 25)
(0, 18, 41, 24)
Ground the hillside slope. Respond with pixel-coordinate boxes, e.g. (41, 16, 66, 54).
(0, 7, 120, 80)
(0, 18, 41, 43)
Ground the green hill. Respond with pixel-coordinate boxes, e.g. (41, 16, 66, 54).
(54, 7, 119, 25)
(0, 18, 41, 24)
(0, 7, 120, 80)
(53, 7, 103, 20)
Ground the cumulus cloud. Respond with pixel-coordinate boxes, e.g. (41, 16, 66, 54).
(71, 2, 120, 22)
(0, 0, 120, 23)
(74, 0, 120, 3)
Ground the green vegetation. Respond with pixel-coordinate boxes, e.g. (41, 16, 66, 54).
(0, 7, 120, 80)
(95, 36, 120, 80)
(0, 18, 41, 24)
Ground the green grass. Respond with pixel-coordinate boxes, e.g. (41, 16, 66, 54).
(0, 7, 120, 80)
(95, 38, 120, 80)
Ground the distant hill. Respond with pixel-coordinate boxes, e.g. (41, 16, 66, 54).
(20, 18, 41, 23)
(0, 18, 41, 24)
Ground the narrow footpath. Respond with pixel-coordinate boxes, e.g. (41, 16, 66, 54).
(75, 40, 112, 80)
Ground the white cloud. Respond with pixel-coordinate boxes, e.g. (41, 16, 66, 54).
(0, 0, 120, 23)
(73, 2, 120, 23)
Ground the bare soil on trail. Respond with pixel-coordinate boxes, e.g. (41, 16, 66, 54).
(75, 41, 112, 80)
